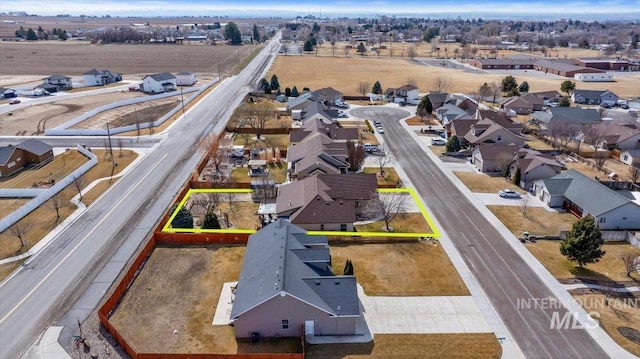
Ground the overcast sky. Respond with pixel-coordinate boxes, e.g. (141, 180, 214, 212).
(2, 0, 639, 18)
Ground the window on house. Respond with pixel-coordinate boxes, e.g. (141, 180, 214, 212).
(320, 224, 325, 231)
(340, 224, 347, 231)
(599, 217, 606, 223)
(623, 155, 628, 161)
(497, 135, 502, 141)
(281, 319, 289, 330)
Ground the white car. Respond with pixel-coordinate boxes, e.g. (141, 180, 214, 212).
(376, 126, 384, 134)
(337, 111, 348, 118)
(498, 189, 521, 198)
(431, 138, 446, 146)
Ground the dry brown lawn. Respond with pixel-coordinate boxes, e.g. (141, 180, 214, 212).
(305, 333, 501, 359)
(428, 145, 448, 156)
(525, 240, 640, 282)
(488, 206, 578, 237)
(188, 199, 259, 230)
(233, 134, 290, 149)
(362, 167, 400, 186)
(230, 162, 287, 184)
(573, 294, 640, 357)
(355, 213, 432, 235)
(0, 198, 30, 219)
(268, 56, 640, 97)
(0, 150, 88, 188)
(454, 171, 521, 193)
(110, 245, 302, 354)
(0, 260, 24, 282)
(564, 161, 608, 179)
(330, 242, 469, 296)
(0, 150, 137, 259)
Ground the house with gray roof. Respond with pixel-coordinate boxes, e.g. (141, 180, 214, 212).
(472, 143, 520, 173)
(436, 103, 473, 125)
(299, 100, 339, 122)
(287, 132, 349, 179)
(508, 148, 565, 189)
(43, 74, 72, 90)
(276, 173, 377, 231)
(464, 120, 528, 147)
(231, 219, 366, 340)
(501, 93, 543, 115)
(141, 72, 177, 93)
(533, 169, 640, 229)
(0, 139, 53, 177)
(0, 87, 17, 99)
(427, 92, 450, 110)
(571, 89, 618, 106)
(312, 87, 343, 105)
(290, 117, 358, 144)
(584, 123, 640, 150)
(82, 68, 122, 87)
(530, 107, 602, 130)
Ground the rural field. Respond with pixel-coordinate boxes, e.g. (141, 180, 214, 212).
(267, 55, 640, 98)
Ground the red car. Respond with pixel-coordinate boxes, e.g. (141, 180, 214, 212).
(9, 99, 21, 105)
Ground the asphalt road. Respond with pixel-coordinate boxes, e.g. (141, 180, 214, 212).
(381, 118, 609, 358)
(0, 34, 280, 359)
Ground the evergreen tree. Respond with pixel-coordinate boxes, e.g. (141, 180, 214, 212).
(343, 259, 354, 275)
(202, 211, 221, 229)
(518, 81, 530, 93)
(270, 74, 280, 91)
(372, 81, 382, 94)
(252, 24, 260, 43)
(291, 86, 299, 97)
(258, 78, 270, 93)
(559, 96, 571, 107)
(501, 75, 518, 94)
(416, 96, 433, 117)
(357, 42, 367, 56)
(560, 80, 576, 96)
(57, 29, 68, 40)
(513, 167, 521, 186)
(303, 39, 314, 53)
(171, 207, 194, 229)
(445, 135, 461, 152)
(560, 217, 605, 267)
(26, 28, 38, 41)
(224, 22, 242, 45)
(284, 87, 291, 97)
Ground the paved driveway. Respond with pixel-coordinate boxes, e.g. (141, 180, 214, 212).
(358, 286, 492, 334)
(350, 106, 412, 122)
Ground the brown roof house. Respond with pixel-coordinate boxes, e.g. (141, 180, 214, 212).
(0, 139, 53, 177)
(500, 93, 544, 115)
(290, 117, 358, 144)
(508, 148, 565, 189)
(474, 109, 524, 134)
(276, 173, 378, 231)
(584, 123, 640, 150)
(472, 143, 520, 173)
(287, 132, 350, 179)
(464, 119, 528, 147)
(313, 87, 344, 106)
(230, 220, 370, 342)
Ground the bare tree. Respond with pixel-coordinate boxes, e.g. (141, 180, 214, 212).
(72, 173, 86, 204)
(117, 138, 123, 158)
(582, 123, 608, 149)
(406, 46, 417, 60)
(373, 144, 394, 176)
(373, 48, 380, 58)
(489, 81, 501, 103)
(594, 150, 609, 168)
(388, 47, 395, 58)
(621, 252, 639, 278)
(233, 102, 275, 141)
(432, 75, 453, 92)
(495, 152, 516, 176)
(47, 193, 67, 224)
(9, 221, 34, 252)
(406, 77, 417, 87)
(343, 46, 350, 57)
(346, 140, 365, 172)
(134, 117, 142, 142)
(364, 192, 408, 232)
(548, 122, 576, 148)
(330, 39, 337, 57)
(281, 43, 289, 56)
(520, 193, 530, 218)
(629, 165, 640, 183)
(357, 81, 371, 96)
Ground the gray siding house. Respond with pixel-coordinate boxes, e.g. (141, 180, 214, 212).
(533, 169, 640, 230)
(231, 220, 366, 340)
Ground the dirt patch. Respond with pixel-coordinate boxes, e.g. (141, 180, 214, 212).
(453, 171, 521, 193)
(488, 206, 577, 238)
(330, 242, 469, 296)
(109, 245, 302, 354)
(618, 327, 640, 346)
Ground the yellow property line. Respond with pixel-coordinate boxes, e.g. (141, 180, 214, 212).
(163, 187, 440, 238)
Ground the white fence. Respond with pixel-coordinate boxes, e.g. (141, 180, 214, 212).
(0, 189, 47, 198)
(0, 145, 98, 232)
(44, 81, 216, 136)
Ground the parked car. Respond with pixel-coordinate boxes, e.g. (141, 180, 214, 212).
(363, 143, 378, 153)
(337, 111, 348, 118)
(9, 99, 21, 105)
(335, 101, 350, 109)
(498, 189, 521, 198)
(373, 120, 382, 127)
(376, 126, 384, 134)
(621, 103, 630, 109)
(601, 103, 612, 109)
(431, 138, 446, 146)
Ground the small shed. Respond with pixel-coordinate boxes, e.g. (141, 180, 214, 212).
(248, 159, 268, 177)
(175, 70, 197, 86)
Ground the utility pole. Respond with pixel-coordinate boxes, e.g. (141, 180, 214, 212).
(180, 85, 186, 118)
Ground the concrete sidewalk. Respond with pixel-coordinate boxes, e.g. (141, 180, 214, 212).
(397, 117, 637, 359)
(21, 327, 70, 359)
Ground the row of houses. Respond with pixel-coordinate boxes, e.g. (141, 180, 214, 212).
(0, 139, 53, 177)
(231, 88, 377, 342)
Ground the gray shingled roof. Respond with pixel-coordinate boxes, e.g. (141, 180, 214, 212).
(548, 107, 602, 125)
(146, 72, 176, 81)
(547, 169, 632, 216)
(230, 220, 359, 319)
(47, 74, 70, 80)
(83, 68, 103, 75)
(573, 89, 614, 102)
(0, 146, 18, 166)
(17, 139, 52, 156)
(535, 59, 601, 73)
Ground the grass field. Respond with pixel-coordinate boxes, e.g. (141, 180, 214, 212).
(362, 167, 400, 186)
(305, 333, 502, 359)
(573, 294, 640, 357)
(0, 198, 30, 219)
(355, 213, 432, 234)
(453, 171, 521, 193)
(488, 206, 578, 237)
(525, 240, 640, 282)
(0, 150, 138, 261)
(330, 242, 469, 296)
(230, 162, 287, 183)
(267, 55, 640, 98)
